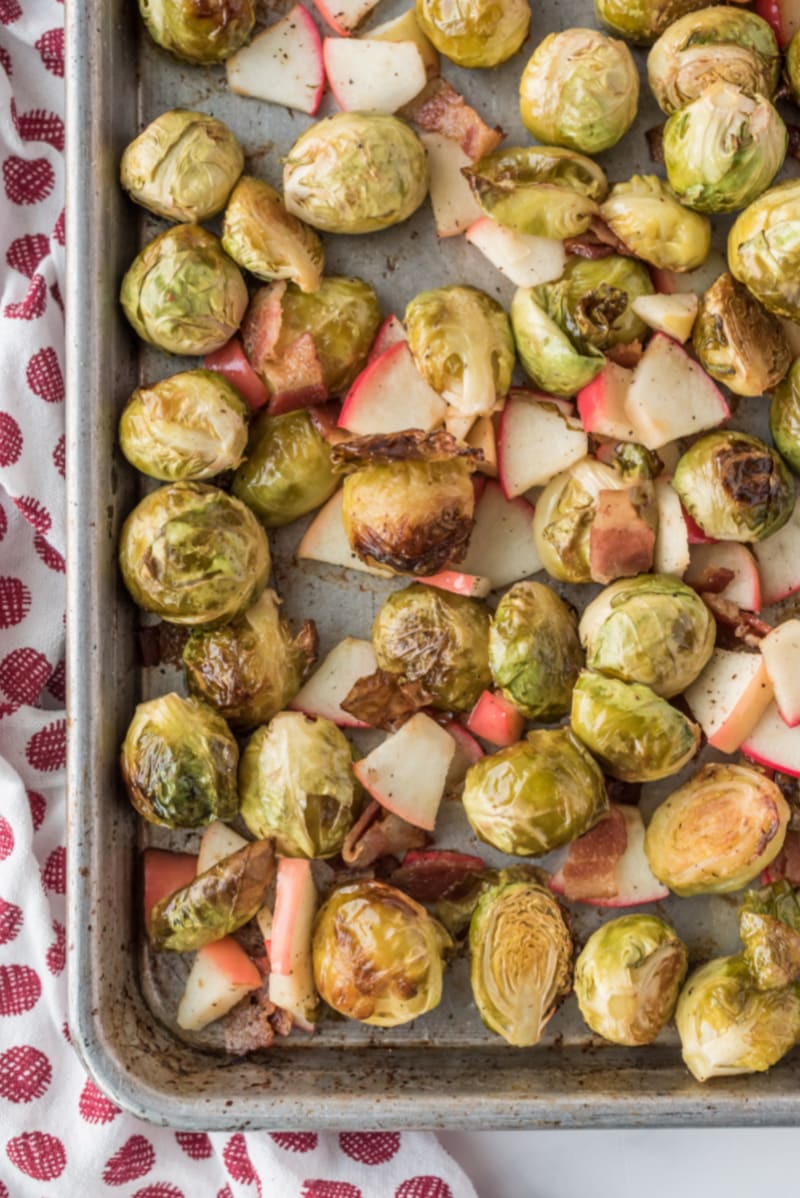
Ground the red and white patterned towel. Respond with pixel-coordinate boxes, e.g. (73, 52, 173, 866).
(0, 2, 478, 1194)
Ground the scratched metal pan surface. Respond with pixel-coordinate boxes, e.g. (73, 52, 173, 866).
(65, 0, 800, 1129)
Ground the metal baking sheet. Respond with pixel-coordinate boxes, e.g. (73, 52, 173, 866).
(66, 0, 800, 1128)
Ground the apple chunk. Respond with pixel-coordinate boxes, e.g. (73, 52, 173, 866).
(550, 804, 668, 907)
(685, 541, 762, 611)
(368, 313, 407, 364)
(416, 569, 491, 598)
(498, 391, 587, 497)
(290, 637, 378, 727)
(338, 342, 446, 435)
(419, 132, 483, 238)
(177, 937, 262, 1032)
(631, 293, 698, 343)
(353, 712, 455, 831)
(297, 488, 393, 578)
(268, 857, 318, 1028)
(577, 362, 637, 442)
(755, 0, 800, 46)
(742, 702, 800, 777)
(323, 38, 427, 113)
(312, 0, 380, 34)
(367, 8, 439, 78)
(753, 497, 800, 605)
(625, 333, 729, 450)
(684, 648, 773, 754)
(143, 849, 198, 935)
(654, 476, 690, 578)
(227, 5, 324, 115)
(458, 479, 542, 588)
(196, 822, 248, 875)
(466, 690, 525, 747)
(761, 621, 800, 727)
(465, 218, 566, 288)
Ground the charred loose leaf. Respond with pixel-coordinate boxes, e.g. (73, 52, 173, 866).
(340, 669, 434, 731)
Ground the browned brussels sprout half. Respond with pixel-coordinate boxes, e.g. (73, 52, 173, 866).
(489, 582, 583, 720)
(692, 273, 790, 397)
(740, 881, 800, 990)
(232, 408, 337, 528)
(729, 180, 800, 320)
(138, 0, 255, 63)
(221, 177, 324, 293)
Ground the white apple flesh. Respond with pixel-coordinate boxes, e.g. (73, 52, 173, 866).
(742, 701, 800, 776)
(289, 637, 378, 728)
(367, 313, 407, 364)
(196, 822, 248, 875)
(457, 480, 543, 588)
(761, 621, 800, 727)
(227, 5, 324, 115)
(685, 541, 762, 611)
(296, 489, 393, 578)
(752, 497, 800, 605)
(498, 391, 588, 497)
(177, 938, 262, 1032)
(465, 218, 567, 288)
(419, 131, 483, 238)
(624, 333, 730, 450)
(353, 712, 455, 830)
(684, 648, 774, 754)
(338, 342, 446, 435)
(654, 476, 691, 578)
(577, 363, 637, 442)
(323, 37, 427, 113)
(631, 292, 698, 343)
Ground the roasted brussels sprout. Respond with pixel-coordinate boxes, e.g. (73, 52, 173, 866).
(462, 727, 608, 857)
(663, 84, 786, 216)
(121, 693, 239, 828)
(511, 289, 604, 397)
(183, 589, 316, 729)
(771, 360, 800, 474)
(594, 0, 709, 45)
(283, 114, 428, 235)
(672, 431, 795, 542)
(120, 225, 248, 356)
(600, 175, 711, 272)
(728, 180, 800, 321)
(232, 409, 337, 528)
(534, 256, 653, 353)
(645, 763, 790, 895)
(118, 482, 271, 628)
(312, 880, 451, 1025)
(571, 671, 700, 783)
(149, 841, 274, 952)
(787, 30, 800, 105)
(119, 369, 249, 482)
(464, 145, 608, 240)
(519, 29, 639, 155)
(647, 8, 780, 115)
(405, 286, 514, 421)
(740, 882, 800, 991)
(120, 109, 244, 222)
(470, 879, 573, 1046)
(372, 583, 491, 712)
(692, 273, 791, 396)
(574, 915, 688, 1046)
(433, 862, 546, 938)
(489, 582, 583, 721)
(578, 574, 715, 699)
(138, 0, 254, 63)
(415, 0, 530, 67)
(221, 177, 324, 293)
(676, 955, 800, 1082)
(239, 712, 358, 858)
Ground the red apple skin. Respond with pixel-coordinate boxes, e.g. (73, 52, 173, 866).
(143, 850, 198, 935)
(204, 338, 269, 411)
(472, 474, 486, 506)
(416, 570, 489, 598)
(497, 390, 576, 501)
(466, 690, 525, 747)
(199, 937, 262, 988)
(291, 4, 326, 114)
(367, 314, 406, 364)
(755, 0, 799, 46)
(270, 857, 313, 976)
(682, 506, 717, 545)
(352, 760, 440, 830)
(311, 0, 354, 36)
(443, 720, 485, 765)
(338, 342, 403, 429)
(762, 830, 800, 884)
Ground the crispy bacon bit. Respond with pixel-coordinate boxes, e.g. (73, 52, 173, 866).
(762, 829, 800, 885)
(138, 622, 189, 667)
(341, 800, 427, 869)
(701, 592, 772, 647)
(788, 125, 800, 162)
(563, 237, 616, 260)
(341, 669, 433, 731)
(688, 566, 736, 595)
(308, 402, 349, 445)
(557, 806, 628, 902)
(606, 339, 644, 369)
(222, 961, 293, 1056)
(401, 78, 504, 160)
(589, 488, 655, 584)
(646, 124, 665, 165)
(389, 848, 485, 903)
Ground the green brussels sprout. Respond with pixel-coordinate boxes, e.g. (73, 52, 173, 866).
(519, 29, 639, 155)
(571, 670, 700, 783)
(489, 581, 583, 721)
(771, 360, 800, 474)
(118, 369, 249, 482)
(221, 176, 324, 293)
(463, 146, 608, 240)
(534, 256, 653, 354)
(692, 272, 791, 396)
(740, 882, 800, 991)
(787, 30, 800, 105)
(647, 8, 780, 115)
(118, 482, 271, 628)
(578, 574, 715, 699)
(120, 225, 248, 356)
(138, 0, 254, 62)
(283, 113, 428, 235)
(676, 955, 800, 1082)
(232, 408, 337, 528)
(672, 431, 795, 542)
(574, 915, 688, 1046)
(728, 180, 800, 320)
(405, 286, 515, 421)
(600, 175, 712, 272)
(121, 692, 239, 828)
(594, 0, 709, 45)
(415, 0, 530, 67)
(149, 841, 274, 952)
(120, 108, 244, 222)
(645, 763, 790, 895)
(239, 711, 359, 858)
(511, 289, 604, 397)
(372, 583, 491, 712)
(469, 880, 573, 1046)
(183, 589, 317, 730)
(462, 727, 609, 857)
(663, 83, 786, 215)
(312, 880, 452, 1025)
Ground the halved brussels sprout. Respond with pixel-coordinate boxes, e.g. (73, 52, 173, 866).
(149, 841, 274, 952)
(121, 692, 239, 828)
(534, 256, 653, 353)
(647, 8, 780, 115)
(372, 583, 491, 712)
(463, 146, 608, 240)
(676, 955, 800, 1082)
(119, 369, 249, 482)
(579, 574, 715, 699)
(415, 0, 530, 67)
(434, 862, 546, 938)
(489, 582, 583, 721)
(470, 880, 573, 1046)
(594, 0, 709, 45)
(511, 290, 604, 397)
(692, 273, 791, 396)
(138, 0, 255, 63)
(120, 225, 248, 356)
(312, 880, 451, 1025)
(183, 589, 317, 730)
(574, 915, 688, 1046)
(405, 286, 514, 421)
(519, 29, 639, 155)
(672, 431, 795, 542)
(741, 881, 800, 991)
(283, 113, 428, 235)
(728, 180, 800, 321)
(462, 727, 608, 857)
(221, 177, 324, 293)
(571, 671, 700, 783)
(663, 83, 786, 216)
(645, 763, 790, 895)
(232, 408, 337, 528)
(118, 482, 271, 628)
(600, 175, 711, 272)
(120, 109, 244, 222)
(770, 361, 800, 474)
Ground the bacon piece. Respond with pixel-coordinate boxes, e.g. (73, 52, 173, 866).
(606, 339, 644, 369)
(389, 849, 485, 903)
(341, 800, 427, 869)
(401, 78, 504, 160)
(762, 830, 800, 886)
(242, 282, 286, 368)
(589, 488, 655, 584)
(556, 807, 628, 902)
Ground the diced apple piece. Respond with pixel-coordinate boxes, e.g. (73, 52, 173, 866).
(297, 488, 393, 578)
(577, 363, 638, 442)
(268, 858, 318, 1027)
(256, 905, 273, 944)
(196, 822, 248, 875)
(761, 621, 800, 727)
(416, 569, 492, 598)
(143, 849, 198, 935)
(177, 937, 262, 1032)
(368, 313, 407, 364)
(338, 342, 446, 435)
(498, 392, 587, 498)
(654, 476, 690, 578)
(290, 637, 378, 728)
(465, 218, 566, 288)
(353, 712, 455, 830)
(742, 702, 800, 776)
(458, 480, 542, 588)
(624, 333, 730, 450)
(368, 8, 439, 77)
(631, 292, 698, 343)
(466, 690, 524, 747)
(753, 498, 800, 605)
(203, 338, 269, 412)
(445, 410, 476, 441)
(684, 648, 774, 754)
(685, 542, 762, 611)
(550, 804, 669, 907)
(226, 5, 324, 115)
(443, 720, 485, 792)
(312, 0, 380, 34)
(652, 249, 727, 296)
(466, 415, 497, 477)
(419, 131, 483, 238)
(756, 0, 800, 45)
(323, 37, 427, 113)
